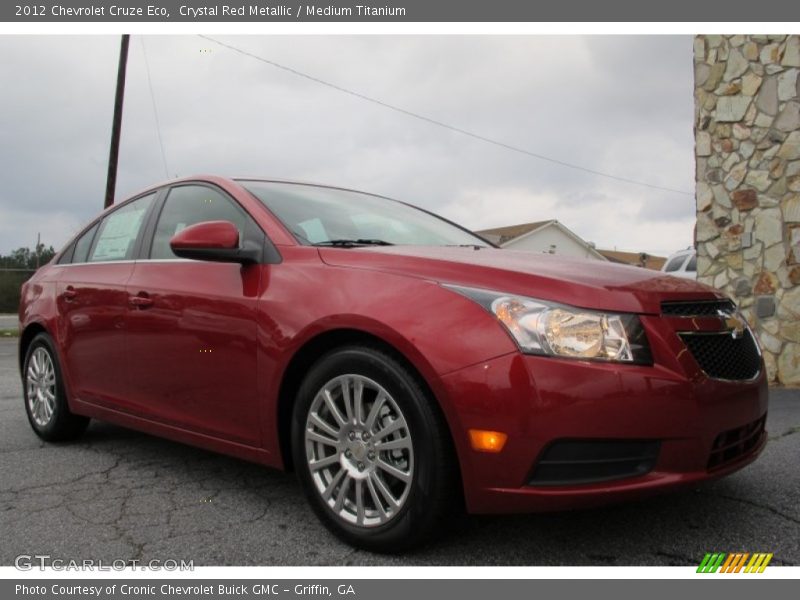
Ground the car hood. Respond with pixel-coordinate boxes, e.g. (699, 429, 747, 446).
(318, 246, 723, 315)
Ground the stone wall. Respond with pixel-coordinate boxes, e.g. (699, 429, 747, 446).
(694, 34, 800, 385)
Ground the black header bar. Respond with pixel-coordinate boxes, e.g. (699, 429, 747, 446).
(4, 0, 800, 23)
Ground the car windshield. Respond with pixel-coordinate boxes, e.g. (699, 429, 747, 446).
(240, 180, 490, 248)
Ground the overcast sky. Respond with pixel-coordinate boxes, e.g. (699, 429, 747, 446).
(0, 35, 695, 257)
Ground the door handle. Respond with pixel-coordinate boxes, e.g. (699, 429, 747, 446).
(129, 293, 154, 309)
(63, 286, 77, 301)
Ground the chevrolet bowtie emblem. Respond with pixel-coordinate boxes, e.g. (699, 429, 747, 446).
(718, 309, 746, 339)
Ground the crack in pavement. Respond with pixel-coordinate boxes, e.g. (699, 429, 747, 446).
(2, 440, 284, 565)
(709, 492, 800, 526)
(768, 425, 800, 441)
(2, 456, 123, 494)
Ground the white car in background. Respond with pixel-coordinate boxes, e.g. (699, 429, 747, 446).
(662, 248, 697, 280)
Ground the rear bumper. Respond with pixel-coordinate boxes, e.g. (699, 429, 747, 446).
(440, 349, 768, 514)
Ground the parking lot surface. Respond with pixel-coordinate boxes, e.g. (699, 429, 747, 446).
(1, 338, 798, 566)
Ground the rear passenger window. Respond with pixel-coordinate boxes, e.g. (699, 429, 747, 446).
(57, 244, 75, 265)
(685, 255, 697, 272)
(72, 223, 99, 263)
(149, 185, 248, 260)
(89, 193, 155, 262)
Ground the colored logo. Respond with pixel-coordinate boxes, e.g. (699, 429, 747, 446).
(717, 309, 746, 339)
(697, 552, 773, 573)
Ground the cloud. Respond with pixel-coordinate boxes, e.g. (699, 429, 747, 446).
(0, 35, 695, 258)
(440, 184, 694, 256)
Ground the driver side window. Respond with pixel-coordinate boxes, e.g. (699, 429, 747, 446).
(149, 185, 249, 260)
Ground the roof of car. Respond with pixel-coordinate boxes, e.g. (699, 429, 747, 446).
(232, 177, 395, 199)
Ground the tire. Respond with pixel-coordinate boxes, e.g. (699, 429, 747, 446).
(22, 333, 89, 442)
(291, 345, 458, 552)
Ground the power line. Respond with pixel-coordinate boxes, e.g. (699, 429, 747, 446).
(198, 35, 692, 197)
(140, 37, 170, 179)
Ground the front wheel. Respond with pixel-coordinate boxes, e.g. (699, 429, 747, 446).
(292, 345, 458, 552)
(23, 333, 89, 441)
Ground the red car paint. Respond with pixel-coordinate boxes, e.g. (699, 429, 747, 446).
(170, 220, 240, 250)
(18, 175, 767, 513)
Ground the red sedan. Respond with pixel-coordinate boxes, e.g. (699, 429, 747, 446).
(18, 176, 767, 551)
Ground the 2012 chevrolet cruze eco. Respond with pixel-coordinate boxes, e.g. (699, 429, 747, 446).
(19, 176, 767, 551)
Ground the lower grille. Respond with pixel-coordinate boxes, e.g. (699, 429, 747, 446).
(708, 415, 766, 470)
(528, 440, 660, 486)
(679, 330, 761, 380)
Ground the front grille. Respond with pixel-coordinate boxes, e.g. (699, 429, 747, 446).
(528, 440, 660, 486)
(662, 299, 736, 317)
(708, 415, 766, 470)
(679, 330, 761, 380)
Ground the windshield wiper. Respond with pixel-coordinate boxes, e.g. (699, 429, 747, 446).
(313, 239, 394, 247)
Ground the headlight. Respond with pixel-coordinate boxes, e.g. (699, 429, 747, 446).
(445, 285, 652, 364)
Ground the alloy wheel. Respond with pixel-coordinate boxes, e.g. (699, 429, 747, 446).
(304, 374, 414, 528)
(26, 346, 57, 427)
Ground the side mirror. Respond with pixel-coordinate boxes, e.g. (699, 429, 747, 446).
(169, 221, 260, 264)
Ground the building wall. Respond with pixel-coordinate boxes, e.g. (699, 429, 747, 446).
(502, 225, 602, 259)
(694, 34, 800, 384)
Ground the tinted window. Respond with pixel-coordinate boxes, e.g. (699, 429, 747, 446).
(685, 254, 697, 272)
(664, 255, 687, 272)
(88, 193, 155, 262)
(57, 244, 75, 265)
(150, 185, 248, 260)
(242, 181, 489, 247)
(72, 223, 99, 263)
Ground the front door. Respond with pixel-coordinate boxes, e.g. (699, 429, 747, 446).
(123, 184, 263, 445)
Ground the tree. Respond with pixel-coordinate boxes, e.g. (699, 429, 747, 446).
(0, 243, 56, 313)
(0, 244, 56, 270)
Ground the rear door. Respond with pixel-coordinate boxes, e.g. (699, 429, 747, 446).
(56, 192, 157, 407)
(123, 183, 265, 445)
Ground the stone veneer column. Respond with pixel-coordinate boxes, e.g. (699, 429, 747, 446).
(694, 35, 800, 384)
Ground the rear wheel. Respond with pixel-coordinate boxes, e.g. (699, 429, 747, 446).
(23, 333, 89, 441)
(292, 345, 457, 552)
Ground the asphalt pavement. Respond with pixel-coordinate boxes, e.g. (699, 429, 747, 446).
(1, 338, 798, 566)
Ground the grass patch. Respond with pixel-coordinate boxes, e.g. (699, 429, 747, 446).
(0, 328, 19, 338)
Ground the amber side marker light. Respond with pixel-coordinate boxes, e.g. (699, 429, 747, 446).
(469, 429, 508, 453)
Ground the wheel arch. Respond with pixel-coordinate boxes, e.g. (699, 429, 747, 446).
(18, 321, 49, 376)
(275, 327, 460, 489)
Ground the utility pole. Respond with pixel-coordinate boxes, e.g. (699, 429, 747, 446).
(35, 232, 40, 270)
(104, 34, 130, 209)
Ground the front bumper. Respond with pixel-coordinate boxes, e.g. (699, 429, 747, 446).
(440, 339, 768, 514)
